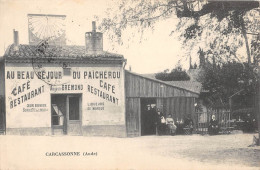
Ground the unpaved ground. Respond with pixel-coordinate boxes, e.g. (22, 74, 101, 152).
(0, 133, 259, 170)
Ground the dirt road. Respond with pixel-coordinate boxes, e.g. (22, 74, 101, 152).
(0, 133, 259, 170)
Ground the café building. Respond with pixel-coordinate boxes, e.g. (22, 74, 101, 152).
(0, 21, 199, 137)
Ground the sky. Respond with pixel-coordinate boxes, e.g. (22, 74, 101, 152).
(0, 0, 208, 73)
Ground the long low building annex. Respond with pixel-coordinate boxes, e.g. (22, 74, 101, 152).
(0, 15, 200, 137)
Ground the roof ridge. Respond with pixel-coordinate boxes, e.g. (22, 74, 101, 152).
(4, 44, 124, 60)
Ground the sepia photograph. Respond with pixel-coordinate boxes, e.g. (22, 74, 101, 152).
(0, 0, 259, 169)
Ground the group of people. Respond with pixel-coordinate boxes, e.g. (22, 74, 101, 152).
(156, 109, 177, 135)
(156, 109, 194, 135)
(144, 105, 239, 136)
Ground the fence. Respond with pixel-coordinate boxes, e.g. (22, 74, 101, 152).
(195, 109, 233, 135)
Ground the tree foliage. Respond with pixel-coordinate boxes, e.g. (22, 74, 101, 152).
(100, 0, 259, 64)
(198, 61, 255, 108)
(100, 0, 259, 107)
(155, 66, 190, 81)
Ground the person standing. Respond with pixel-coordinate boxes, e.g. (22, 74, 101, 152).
(156, 108, 167, 135)
(166, 114, 177, 135)
(209, 115, 219, 135)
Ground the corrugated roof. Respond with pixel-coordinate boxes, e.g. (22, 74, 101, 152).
(4, 44, 124, 60)
(141, 72, 202, 94)
(127, 71, 200, 95)
(166, 81, 202, 94)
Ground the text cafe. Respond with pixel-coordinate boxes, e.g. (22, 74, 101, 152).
(0, 20, 199, 137)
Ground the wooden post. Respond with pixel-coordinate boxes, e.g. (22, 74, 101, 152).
(228, 110, 231, 128)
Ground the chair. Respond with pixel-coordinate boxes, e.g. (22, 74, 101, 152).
(183, 127, 192, 135)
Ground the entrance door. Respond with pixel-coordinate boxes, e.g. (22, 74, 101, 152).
(141, 98, 157, 136)
(66, 95, 82, 135)
(51, 95, 67, 135)
(125, 98, 141, 137)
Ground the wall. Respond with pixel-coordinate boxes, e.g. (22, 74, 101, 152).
(0, 60, 4, 96)
(5, 62, 125, 136)
(163, 97, 196, 121)
(0, 60, 5, 133)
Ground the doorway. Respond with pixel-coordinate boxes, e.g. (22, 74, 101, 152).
(51, 94, 82, 135)
(141, 98, 157, 136)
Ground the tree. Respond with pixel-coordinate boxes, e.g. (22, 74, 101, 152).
(100, 0, 260, 144)
(198, 61, 255, 108)
(155, 66, 190, 81)
(100, 1, 259, 65)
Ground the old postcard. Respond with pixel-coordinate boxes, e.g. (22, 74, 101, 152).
(0, 0, 259, 169)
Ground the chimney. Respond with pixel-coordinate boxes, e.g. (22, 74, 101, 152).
(85, 21, 103, 54)
(92, 21, 96, 33)
(13, 29, 19, 51)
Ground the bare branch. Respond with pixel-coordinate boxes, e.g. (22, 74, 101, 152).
(126, 5, 175, 23)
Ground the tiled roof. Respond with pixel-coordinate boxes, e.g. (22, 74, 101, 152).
(4, 44, 124, 60)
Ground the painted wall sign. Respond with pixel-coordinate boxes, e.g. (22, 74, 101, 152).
(5, 63, 125, 128)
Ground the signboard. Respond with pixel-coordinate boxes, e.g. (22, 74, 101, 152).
(5, 63, 125, 128)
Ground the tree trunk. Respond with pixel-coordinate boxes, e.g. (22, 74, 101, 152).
(241, 17, 251, 65)
(240, 16, 260, 144)
(257, 66, 260, 145)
